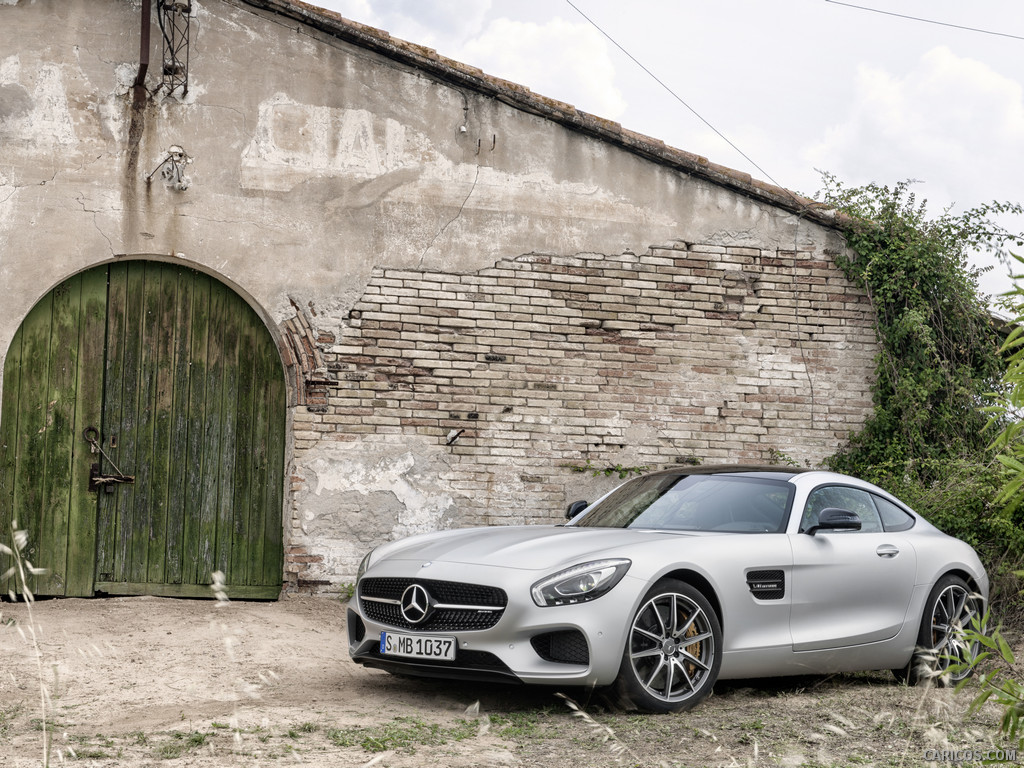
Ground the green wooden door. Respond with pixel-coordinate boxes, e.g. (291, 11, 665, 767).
(0, 270, 106, 596)
(0, 262, 285, 599)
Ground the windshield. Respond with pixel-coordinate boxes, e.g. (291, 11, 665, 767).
(571, 473, 793, 533)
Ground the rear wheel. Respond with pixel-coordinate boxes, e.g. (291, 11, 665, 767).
(894, 574, 980, 686)
(612, 579, 722, 713)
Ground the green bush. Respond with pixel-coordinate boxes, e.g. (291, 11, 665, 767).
(816, 175, 1014, 471)
(815, 177, 1024, 610)
(851, 457, 1024, 610)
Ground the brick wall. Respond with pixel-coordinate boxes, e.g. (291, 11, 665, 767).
(285, 242, 876, 581)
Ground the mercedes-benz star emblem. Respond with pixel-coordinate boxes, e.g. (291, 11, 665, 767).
(400, 583, 433, 625)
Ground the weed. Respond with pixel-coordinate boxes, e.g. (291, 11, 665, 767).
(954, 612, 1024, 749)
(488, 711, 554, 740)
(155, 730, 208, 759)
(73, 746, 111, 759)
(186, 731, 208, 748)
(767, 447, 802, 467)
(286, 721, 319, 739)
(156, 742, 184, 759)
(555, 693, 645, 764)
(336, 582, 356, 602)
(1, 522, 49, 765)
(0, 704, 23, 738)
(326, 716, 475, 754)
(29, 717, 65, 732)
(561, 460, 649, 479)
(738, 717, 766, 732)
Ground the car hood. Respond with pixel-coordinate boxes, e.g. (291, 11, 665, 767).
(370, 525, 697, 572)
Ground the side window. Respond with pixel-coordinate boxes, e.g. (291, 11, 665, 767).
(873, 495, 916, 532)
(801, 486, 883, 533)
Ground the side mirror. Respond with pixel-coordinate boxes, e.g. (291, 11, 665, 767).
(566, 500, 589, 520)
(806, 507, 862, 536)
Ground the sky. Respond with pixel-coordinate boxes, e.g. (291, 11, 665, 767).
(306, 0, 1024, 299)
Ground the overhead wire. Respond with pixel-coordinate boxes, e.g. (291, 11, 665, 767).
(563, 0, 789, 194)
(560, 0, 1019, 430)
(824, 1, 1024, 42)
(562, 1, 829, 429)
(565, 0, 1020, 199)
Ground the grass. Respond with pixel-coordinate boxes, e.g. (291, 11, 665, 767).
(2, 520, 1018, 767)
(325, 716, 477, 753)
(154, 730, 209, 759)
(487, 709, 558, 740)
(0, 704, 23, 738)
(127, 730, 149, 746)
(286, 721, 319, 739)
(1, 666, 1016, 768)
(1, 522, 50, 766)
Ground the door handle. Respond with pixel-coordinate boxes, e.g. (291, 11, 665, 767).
(876, 544, 900, 558)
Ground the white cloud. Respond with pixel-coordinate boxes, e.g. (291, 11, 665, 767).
(313, 0, 374, 23)
(305, 2, 626, 119)
(312, 0, 492, 55)
(802, 46, 1024, 296)
(805, 47, 1024, 204)
(458, 17, 627, 120)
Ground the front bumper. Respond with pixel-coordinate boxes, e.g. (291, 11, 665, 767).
(346, 562, 640, 688)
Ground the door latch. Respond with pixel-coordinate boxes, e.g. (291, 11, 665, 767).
(83, 427, 135, 493)
(88, 463, 136, 493)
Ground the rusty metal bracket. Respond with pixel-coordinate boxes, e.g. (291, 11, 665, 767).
(89, 464, 136, 493)
(83, 427, 135, 493)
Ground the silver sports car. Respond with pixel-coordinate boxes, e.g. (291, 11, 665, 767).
(347, 466, 987, 712)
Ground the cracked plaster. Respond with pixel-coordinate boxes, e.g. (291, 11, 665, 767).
(0, 58, 77, 146)
(294, 439, 458, 584)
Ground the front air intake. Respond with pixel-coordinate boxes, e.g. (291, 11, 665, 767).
(531, 630, 590, 665)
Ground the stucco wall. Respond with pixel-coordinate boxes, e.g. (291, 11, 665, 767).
(0, 0, 876, 593)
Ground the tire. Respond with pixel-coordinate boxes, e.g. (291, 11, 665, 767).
(611, 579, 722, 713)
(893, 574, 980, 686)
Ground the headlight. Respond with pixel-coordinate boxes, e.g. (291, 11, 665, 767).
(531, 559, 631, 607)
(356, 549, 375, 581)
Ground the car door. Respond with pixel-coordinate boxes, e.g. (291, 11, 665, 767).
(789, 485, 917, 652)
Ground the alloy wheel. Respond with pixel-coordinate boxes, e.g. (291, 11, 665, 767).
(928, 581, 978, 681)
(628, 591, 716, 703)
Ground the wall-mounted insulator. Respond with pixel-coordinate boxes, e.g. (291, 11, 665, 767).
(158, 1, 193, 97)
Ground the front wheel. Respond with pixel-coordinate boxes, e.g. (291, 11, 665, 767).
(894, 574, 980, 686)
(611, 579, 722, 713)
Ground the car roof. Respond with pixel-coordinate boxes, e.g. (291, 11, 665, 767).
(647, 464, 812, 481)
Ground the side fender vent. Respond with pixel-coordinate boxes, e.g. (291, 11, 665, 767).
(746, 569, 785, 600)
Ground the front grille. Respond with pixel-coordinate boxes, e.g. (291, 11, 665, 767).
(364, 602, 503, 631)
(531, 630, 589, 665)
(362, 578, 506, 605)
(359, 577, 507, 631)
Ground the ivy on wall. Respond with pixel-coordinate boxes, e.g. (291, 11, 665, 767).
(813, 175, 1024, 605)
(815, 174, 1023, 479)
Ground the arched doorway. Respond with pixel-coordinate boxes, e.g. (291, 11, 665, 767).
(0, 261, 286, 599)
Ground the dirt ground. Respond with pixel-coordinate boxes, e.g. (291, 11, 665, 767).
(0, 594, 1019, 768)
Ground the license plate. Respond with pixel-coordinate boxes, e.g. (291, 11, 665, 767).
(380, 631, 456, 661)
